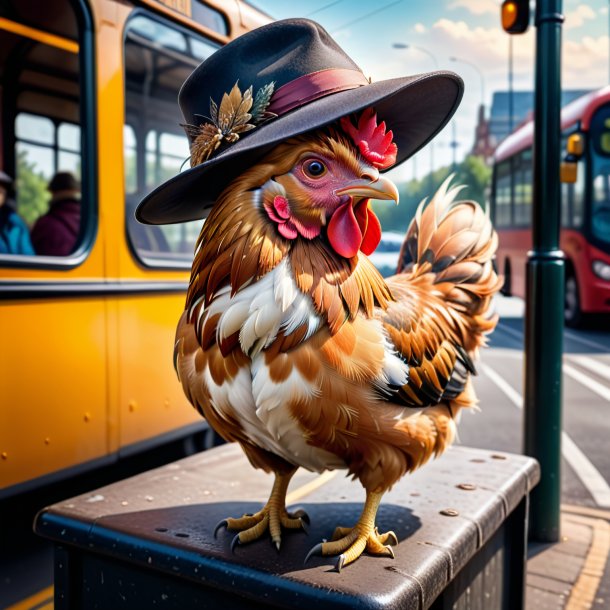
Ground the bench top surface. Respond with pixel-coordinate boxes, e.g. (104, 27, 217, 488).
(35, 444, 539, 609)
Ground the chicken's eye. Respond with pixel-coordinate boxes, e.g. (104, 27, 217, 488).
(303, 159, 327, 179)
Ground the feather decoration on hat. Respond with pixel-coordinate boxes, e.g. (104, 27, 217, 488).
(182, 81, 276, 166)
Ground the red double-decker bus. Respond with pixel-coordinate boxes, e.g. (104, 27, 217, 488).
(491, 87, 610, 326)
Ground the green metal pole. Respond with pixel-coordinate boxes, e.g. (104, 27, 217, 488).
(524, 0, 565, 542)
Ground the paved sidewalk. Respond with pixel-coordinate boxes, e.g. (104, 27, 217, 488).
(526, 507, 610, 610)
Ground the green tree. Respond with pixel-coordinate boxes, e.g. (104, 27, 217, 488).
(454, 155, 492, 207)
(371, 155, 492, 234)
(15, 150, 50, 227)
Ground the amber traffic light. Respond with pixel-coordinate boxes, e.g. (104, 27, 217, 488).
(501, 0, 530, 34)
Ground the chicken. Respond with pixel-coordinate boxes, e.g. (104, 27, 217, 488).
(174, 108, 502, 571)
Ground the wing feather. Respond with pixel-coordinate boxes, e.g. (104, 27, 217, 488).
(377, 275, 471, 408)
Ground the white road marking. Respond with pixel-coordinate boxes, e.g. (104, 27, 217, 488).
(564, 329, 609, 353)
(569, 355, 610, 383)
(480, 362, 610, 508)
(496, 324, 610, 400)
(559, 432, 610, 509)
(480, 362, 522, 407)
(563, 363, 610, 403)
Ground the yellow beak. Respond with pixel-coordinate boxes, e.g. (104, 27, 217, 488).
(335, 175, 399, 204)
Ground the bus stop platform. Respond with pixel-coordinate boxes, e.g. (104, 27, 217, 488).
(526, 507, 610, 610)
(34, 443, 539, 609)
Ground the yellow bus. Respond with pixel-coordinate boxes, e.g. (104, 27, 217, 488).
(0, 0, 270, 498)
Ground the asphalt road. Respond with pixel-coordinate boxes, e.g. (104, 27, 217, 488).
(460, 296, 610, 509)
(1, 295, 609, 609)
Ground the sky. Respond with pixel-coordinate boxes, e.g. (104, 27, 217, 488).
(248, 0, 610, 183)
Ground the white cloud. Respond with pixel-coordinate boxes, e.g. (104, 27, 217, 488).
(563, 35, 609, 85)
(448, 0, 500, 15)
(430, 18, 534, 74)
(601, 6, 609, 16)
(430, 17, 607, 90)
(356, 15, 608, 178)
(414, 23, 427, 33)
(564, 4, 596, 29)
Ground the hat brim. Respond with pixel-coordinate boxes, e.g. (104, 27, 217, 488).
(136, 71, 463, 225)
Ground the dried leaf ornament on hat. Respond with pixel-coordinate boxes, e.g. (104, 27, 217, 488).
(182, 81, 276, 166)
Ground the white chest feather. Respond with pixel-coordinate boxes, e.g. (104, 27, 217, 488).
(202, 260, 345, 471)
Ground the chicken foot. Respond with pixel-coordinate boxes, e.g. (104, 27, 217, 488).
(305, 490, 397, 571)
(214, 469, 308, 551)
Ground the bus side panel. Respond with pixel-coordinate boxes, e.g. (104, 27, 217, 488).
(562, 230, 610, 314)
(497, 229, 532, 299)
(0, 298, 109, 489)
(117, 293, 201, 450)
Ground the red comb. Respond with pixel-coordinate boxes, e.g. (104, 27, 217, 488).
(340, 108, 398, 169)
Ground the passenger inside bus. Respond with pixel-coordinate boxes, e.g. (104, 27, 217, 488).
(0, 170, 34, 255)
(30, 172, 81, 256)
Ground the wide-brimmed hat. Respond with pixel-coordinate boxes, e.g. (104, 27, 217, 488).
(136, 18, 463, 225)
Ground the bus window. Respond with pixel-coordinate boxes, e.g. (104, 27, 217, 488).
(514, 150, 532, 227)
(191, 1, 229, 36)
(592, 169, 610, 245)
(124, 125, 138, 195)
(58, 123, 81, 174)
(572, 162, 585, 227)
(0, 1, 88, 260)
(495, 159, 512, 227)
(124, 13, 218, 266)
(590, 105, 610, 248)
(561, 136, 585, 229)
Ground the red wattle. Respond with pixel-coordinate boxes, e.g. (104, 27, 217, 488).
(327, 201, 362, 258)
(354, 199, 369, 236)
(360, 207, 382, 255)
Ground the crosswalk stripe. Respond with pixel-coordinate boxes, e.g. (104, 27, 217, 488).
(480, 362, 610, 508)
(569, 355, 610, 384)
(563, 363, 610, 403)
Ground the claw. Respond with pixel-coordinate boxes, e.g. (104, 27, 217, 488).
(385, 545, 395, 559)
(299, 518, 309, 534)
(289, 508, 310, 524)
(230, 534, 241, 553)
(214, 519, 228, 538)
(335, 554, 346, 573)
(387, 531, 398, 546)
(273, 539, 281, 552)
(304, 542, 324, 564)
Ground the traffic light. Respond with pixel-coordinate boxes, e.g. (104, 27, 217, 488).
(501, 0, 530, 34)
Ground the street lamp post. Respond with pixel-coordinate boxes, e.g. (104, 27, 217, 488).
(449, 57, 485, 164)
(392, 43, 437, 188)
(524, 0, 565, 543)
(392, 42, 439, 70)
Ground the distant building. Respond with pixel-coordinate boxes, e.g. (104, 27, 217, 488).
(487, 90, 591, 149)
(471, 104, 495, 160)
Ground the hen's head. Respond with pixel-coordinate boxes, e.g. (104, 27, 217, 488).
(233, 108, 399, 259)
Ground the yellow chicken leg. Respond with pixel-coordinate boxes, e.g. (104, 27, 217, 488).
(305, 490, 397, 571)
(214, 470, 308, 551)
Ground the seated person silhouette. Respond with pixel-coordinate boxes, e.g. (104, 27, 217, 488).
(31, 172, 81, 256)
(0, 170, 34, 255)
